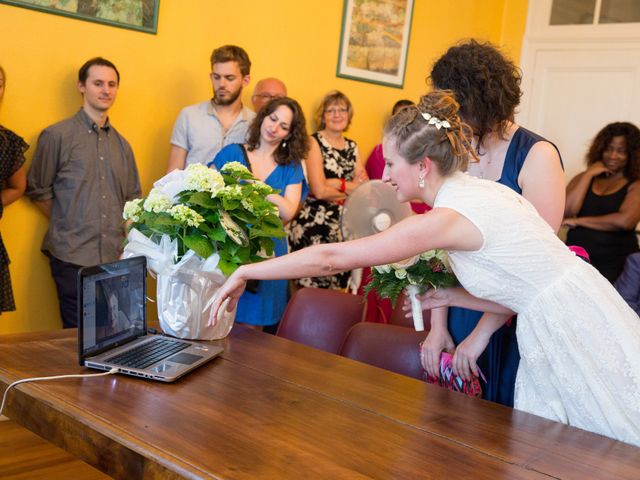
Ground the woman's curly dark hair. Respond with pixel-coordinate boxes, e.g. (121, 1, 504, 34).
(587, 122, 640, 181)
(246, 97, 309, 165)
(429, 39, 522, 148)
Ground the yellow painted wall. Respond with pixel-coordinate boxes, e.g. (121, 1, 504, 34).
(0, 0, 528, 334)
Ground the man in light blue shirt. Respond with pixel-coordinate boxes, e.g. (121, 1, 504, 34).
(166, 45, 255, 171)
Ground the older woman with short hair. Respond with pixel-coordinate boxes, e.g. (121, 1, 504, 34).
(288, 90, 367, 290)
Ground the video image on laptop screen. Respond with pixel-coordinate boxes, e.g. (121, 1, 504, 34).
(82, 266, 145, 354)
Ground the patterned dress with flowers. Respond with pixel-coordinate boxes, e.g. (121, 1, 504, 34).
(288, 132, 358, 289)
(0, 126, 28, 312)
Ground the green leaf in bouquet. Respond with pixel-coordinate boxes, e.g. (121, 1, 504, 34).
(148, 213, 181, 227)
(185, 191, 218, 209)
(149, 224, 180, 237)
(197, 223, 212, 234)
(221, 198, 241, 211)
(183, 234, 214, 259)
(406, 273, 426, 288)
(221, 169, 255, 182)
(207, 225, 227, 242)
(231, 245, 251, 264)
(371, 278, 406, 307)
(231, 209, 258, 225)
(263, 214, 284, 228)
(217, 257, 237, 276)
(204, 211, 220, 223)
(249, 224, 285, 239)
(225, 241, 240, 256)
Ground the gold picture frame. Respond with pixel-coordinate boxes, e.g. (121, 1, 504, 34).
(0, 0, 160, 34)
(336, 0, 414, 88)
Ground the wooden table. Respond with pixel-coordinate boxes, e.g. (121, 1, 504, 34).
(1, 327, 639, 479)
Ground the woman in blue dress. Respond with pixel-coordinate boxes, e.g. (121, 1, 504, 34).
(210, 97, 309, 333)
(421, 40, 566, 406)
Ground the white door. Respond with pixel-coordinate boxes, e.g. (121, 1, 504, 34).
(518, 0, 640, 182)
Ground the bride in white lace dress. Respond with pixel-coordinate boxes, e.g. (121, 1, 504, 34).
(211, 91, 640, 447)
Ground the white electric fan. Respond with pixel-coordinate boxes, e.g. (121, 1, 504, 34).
(340, 180, 411, 241)
(340, 181, 427, 331)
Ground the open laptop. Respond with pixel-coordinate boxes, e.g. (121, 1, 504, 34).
(78, 256, 223, 382)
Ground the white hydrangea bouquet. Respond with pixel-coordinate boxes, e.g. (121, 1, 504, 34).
(122, 163, 284, 340)
(365, 251, 458, 331)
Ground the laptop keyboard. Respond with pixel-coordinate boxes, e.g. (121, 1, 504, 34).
(107, 337, 191, 369)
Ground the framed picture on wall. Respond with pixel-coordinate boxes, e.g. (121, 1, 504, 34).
(336, 0, 414, 88)
(0, 0, 160, 34)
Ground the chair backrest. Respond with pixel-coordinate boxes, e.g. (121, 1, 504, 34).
(339, 323, 427, 380)
(387, 292, 432, 330)
(276, 288, 365, 353)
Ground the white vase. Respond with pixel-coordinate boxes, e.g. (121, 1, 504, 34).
(155, 252, 235, 340)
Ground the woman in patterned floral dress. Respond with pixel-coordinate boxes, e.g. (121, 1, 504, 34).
(288, 91, 368, 289)
(0, 65, 28, 313)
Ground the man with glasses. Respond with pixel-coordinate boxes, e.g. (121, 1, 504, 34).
(166, 45, 255, 172)
(251, 78, 287, 112)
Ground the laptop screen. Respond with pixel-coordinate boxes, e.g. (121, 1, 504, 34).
(78, 256, 147, 361)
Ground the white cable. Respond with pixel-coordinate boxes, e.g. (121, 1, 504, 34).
(0, 367, 119, 417)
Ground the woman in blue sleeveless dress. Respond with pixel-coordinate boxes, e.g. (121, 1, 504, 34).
(209, 97, 309, 332)
(424, 40, 565, 406)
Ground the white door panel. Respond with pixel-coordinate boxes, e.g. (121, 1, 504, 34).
(518, 1, 640, 184)
(521, 47, 640, 181)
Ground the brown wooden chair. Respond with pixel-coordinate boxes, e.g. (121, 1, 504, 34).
(276, 288, 365, 353)
(339, 323, 427, 380)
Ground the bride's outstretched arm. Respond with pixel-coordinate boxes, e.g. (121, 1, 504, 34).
(210, 207, 482, 323)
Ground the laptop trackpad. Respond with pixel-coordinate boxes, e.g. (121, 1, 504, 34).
(167, 352, 202, 365)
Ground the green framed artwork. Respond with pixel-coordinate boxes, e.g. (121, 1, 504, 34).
(0, 0, 160, 34)
(336, 0, 414, 89)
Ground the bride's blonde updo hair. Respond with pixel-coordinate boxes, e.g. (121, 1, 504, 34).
(384, 90, 477, 175)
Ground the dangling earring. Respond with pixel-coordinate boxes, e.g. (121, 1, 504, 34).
(281, 138, 288, 148)
(418, 173, 425, 189)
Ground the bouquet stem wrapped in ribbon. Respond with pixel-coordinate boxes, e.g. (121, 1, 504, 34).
(364, 250, 458, 331)
(122, 163, 285, 340)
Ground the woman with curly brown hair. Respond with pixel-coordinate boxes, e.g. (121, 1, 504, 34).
(564, 122, 640, 283)
(420, 40, 565, 407)
(209, 97, 309, 332)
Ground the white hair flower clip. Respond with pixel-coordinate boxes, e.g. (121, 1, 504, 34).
(421, 112, 451, 130)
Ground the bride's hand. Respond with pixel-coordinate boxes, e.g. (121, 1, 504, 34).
(403, 287, 459, 315)
(419, 328, 455, 378)
(209, 269, 248, 326)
